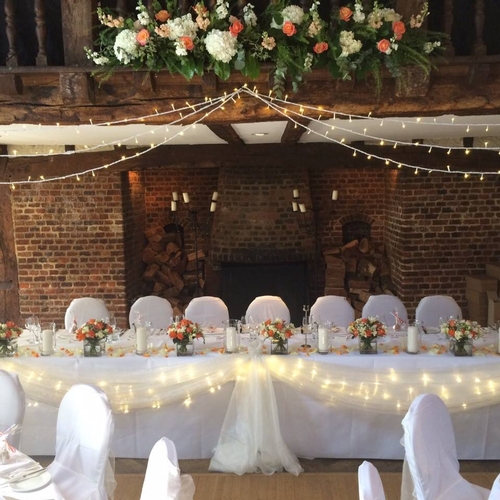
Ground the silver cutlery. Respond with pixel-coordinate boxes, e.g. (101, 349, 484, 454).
(8, 466, 46, 484)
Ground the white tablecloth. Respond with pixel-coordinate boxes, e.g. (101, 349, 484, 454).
(3, 329, 500, 460)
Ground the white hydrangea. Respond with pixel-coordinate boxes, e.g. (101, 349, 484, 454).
(215, 0, 229, 20)
(339, 30, 362, 57)
(113, 29, 140, 64)
(281, 5, 305, 25)
(204, 29, 238, 63)
(167, 15, 198, 41)
(243, 3, 258, 27)
(380, 8, 401, 23)
(175, 41, 188, 57)
(137, 10, 150, 26)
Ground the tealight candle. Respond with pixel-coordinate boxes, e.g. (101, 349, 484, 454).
(318, 327, 329, 354)
(225, 327, 238, 353)
(136, 326, 147, 354)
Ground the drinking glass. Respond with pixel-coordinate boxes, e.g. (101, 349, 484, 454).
(25, 316, 40, 344)
(106, 313, 119, 342)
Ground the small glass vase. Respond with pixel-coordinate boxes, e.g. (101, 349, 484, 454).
(0, 339, 18, 358)
(83, 338, 106, 357)
(176, 341, 194, 356)
(359, 336, 377, 354)
(450, 337, 473, 357)
(271, 338, 288, 355)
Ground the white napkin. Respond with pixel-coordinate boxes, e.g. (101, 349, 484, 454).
(0, 427, 32, 477)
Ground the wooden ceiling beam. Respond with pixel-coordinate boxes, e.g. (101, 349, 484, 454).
(281, 118, 311, 144)
(206, 124, 245, 144)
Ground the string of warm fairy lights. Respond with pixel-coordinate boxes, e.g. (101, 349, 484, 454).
(2, 85, 500, 187)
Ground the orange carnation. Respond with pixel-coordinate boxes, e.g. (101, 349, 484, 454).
(313, 42, 328, 54)
(377, 38, 391, 54)
(282, 20, 297, 37)
(155, 10, 170, 23)
(339, 7, 353, 22)
(136, 29, 150, 46)
(229, 19, 244, 37)
(179, 36, 194, 51)
(392, 21, 406, 40)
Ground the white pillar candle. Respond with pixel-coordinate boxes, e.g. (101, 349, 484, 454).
(42, 329, 53, 354)
(171, 200, 177, 212)
(292, 201, 298, 212)
(210, 201, 217, 212)
(226, 327, 238, 353)
(182, 192, 190, 203)
(299, 203, 306, 213)
(407, 326, 419, 353)
(172, 191, 178, 201)
(212, 191, 218, 201)
(293, 189, 299, 199)
(318, 327, 329, 353)
(332, 190, 338, 201)
(136, 326, 147, 354)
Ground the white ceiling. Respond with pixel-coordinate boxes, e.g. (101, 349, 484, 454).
(1, 114, 500, 153)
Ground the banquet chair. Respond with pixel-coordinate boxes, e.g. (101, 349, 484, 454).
(245, 295, 291, 324)
(184, 296, 229, 327)
(310, 295, 355, 328)
(361, 295, 408, 327)
(129, 296, 174, 329)
(358, 461, 387, 500)
(0, 370, 25, 449)
(489, 474, 500, 500)
(401, 393, 490, 500)
(64, 297, 110, 331)
(48, 384, 116, 500)
(415, 295, 462, 330)
(140, 437, 195, 500)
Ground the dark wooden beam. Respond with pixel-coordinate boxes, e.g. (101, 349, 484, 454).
(206, 124, 245, 144)
(281, 118, 310, 144)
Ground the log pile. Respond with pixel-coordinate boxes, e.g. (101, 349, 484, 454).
(142, 227, 205, 316)
(324, 237, 395, 318)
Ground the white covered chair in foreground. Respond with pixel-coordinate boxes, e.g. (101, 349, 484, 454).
(129, 296, 174, 329)
(358, 461, 386, 500)
(140, 437, 195, 500)
(415, 295, 462, 330)
(64, 297, 110, 331)
(488, 474, 500, 500)
(48, 384, 116, 500)
(245, 295, 291, 324)
(310, 295, 355, 328)
(401, 393, 490, 500)
(361, 295, 408, 328)
(0, 370, 25, 449)
(184, 296, 229, 327)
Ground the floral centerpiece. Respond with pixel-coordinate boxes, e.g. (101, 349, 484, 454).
(0, 321, 23, 357)
(348, 316, 386, 354)
(440, 318, 482, 356)
(259, 318, 295, 354)
(168, 318, 204, 355)
(86, 0, 444, 96)
(75, 318, 113, 357)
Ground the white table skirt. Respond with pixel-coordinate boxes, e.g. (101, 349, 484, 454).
(5, 329, 500, 460)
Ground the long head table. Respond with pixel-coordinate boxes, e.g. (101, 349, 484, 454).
(1, 328, 500, 460)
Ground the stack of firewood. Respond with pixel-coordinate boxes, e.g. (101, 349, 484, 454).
(142, 227, 205, 316)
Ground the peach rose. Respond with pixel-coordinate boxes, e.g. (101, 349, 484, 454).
(377, 38, 391, 54)
(282, 20, 297, 37)
(229, 19, 244, 37)
(155, 10, 170, 23)
(313, 41, 328, 54)
(392, 21, 406, 40)
(136, 29, 150, 46)
(339, 7, 353, 22)
(179, 36, 194, 51)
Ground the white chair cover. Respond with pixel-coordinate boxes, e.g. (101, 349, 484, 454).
(362, 295, 408, 326)
(245, 296, 291, 324)
(64, 297, 110, 331)
(310, 295, 355, 328)
(488, 474, 500, 500)
(184, 296, 229, 327)
(0, 370, 25, 449)
(401, 393, 490, 500)
(129, 296, 174, 329)
(140, 437, 195, 500)
(48, 384, 116, 500)
(358, 461, 387, 500)
(415, 296, 462, 329)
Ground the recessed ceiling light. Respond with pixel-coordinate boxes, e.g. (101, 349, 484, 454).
(252, 132, 269, 137)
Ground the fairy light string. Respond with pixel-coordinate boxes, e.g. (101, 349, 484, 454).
(2, 86, 500, 186)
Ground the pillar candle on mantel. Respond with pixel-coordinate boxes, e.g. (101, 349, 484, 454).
(182, 192, 190, 203)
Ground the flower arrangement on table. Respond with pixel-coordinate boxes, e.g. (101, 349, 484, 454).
(86, 0, 445, 96)
(75, 319, 113, 356)
(167, 318, 204, 354)
(440, 318, 483, 355)
(259, 318, 294, 354)
(0, 321, 23, 357)
(348, 316, 386, 353)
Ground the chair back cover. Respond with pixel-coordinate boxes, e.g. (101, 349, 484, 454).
(361, 295, 408, 326)
(310, 295, 355, 328)
(488, 474, 500, 500)
(184, 296, 229, 327)
(358, 461, 386, 500)
(0, 370, 25, 449)
(140, 437, 195, 500)
(245, 296, 291, 324)
(48, 384, 116, 500)
(415, 295, 463, 329)
(129, 296, 174, 329)
(64, 297, 110, 331)
(401, 393, 490, 500)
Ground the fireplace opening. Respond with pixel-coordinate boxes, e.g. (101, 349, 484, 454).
(220, 262, 308, 325)
(342, 220, 371, 245)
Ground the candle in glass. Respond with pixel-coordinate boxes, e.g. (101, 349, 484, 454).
(136, 326, 147, 354)
(318, 326, 329, 354)
(407, 326, 419, 354)
(41, 328, 54, 355)
(225, 327, 238, 353)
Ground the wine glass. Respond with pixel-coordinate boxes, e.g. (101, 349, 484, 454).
(106, 313, 119, 342)
(25, 316, 40, 344)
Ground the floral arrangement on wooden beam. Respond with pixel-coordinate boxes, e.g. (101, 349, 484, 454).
(85, 0, 445, 96)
